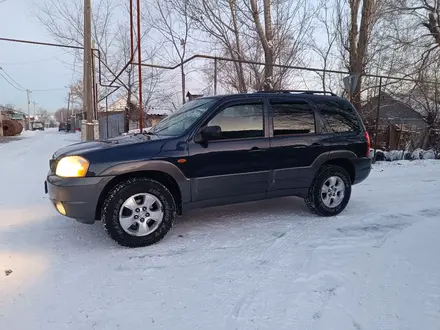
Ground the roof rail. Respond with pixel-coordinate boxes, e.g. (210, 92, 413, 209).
(256, 90, 337, 97)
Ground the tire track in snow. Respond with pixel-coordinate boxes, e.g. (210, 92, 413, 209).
(319, 207, 440, 330)
(221, 217, 327, 329)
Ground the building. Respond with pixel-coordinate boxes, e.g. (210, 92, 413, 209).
(361, 93, 427, 150)
(97, 99, 173, 139)
(186, 91, 204, 101)
(0, 107, 26, 136)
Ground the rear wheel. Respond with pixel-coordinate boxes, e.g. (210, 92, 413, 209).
(101, 177, 176, 247)
(305, 164, 351, 216)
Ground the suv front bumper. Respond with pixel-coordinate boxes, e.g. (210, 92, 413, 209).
(45, 175, 113, 224)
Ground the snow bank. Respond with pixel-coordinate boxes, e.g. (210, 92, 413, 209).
(372, 158, 439, 169)
(374, 148, 438, 162)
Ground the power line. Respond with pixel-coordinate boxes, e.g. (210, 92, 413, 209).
(0, 70, 26, 91)
(0, 66, 27, 91)
(0, 51, 71, 66)
(32, 87, 69, 92)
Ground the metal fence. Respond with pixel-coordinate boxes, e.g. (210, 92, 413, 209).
(98, 112, 124, 139)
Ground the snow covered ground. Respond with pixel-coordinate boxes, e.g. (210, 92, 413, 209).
(1, 129, 440, 330)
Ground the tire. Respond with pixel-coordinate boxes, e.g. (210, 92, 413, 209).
(101, 177, 176, 247)
(305, 164, 352, 217)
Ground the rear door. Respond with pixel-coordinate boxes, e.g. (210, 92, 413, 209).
(267, 98, 329, 192)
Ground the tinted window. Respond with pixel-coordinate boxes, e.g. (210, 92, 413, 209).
(271, 102, 315, 136)
(207, 103, 264, 140)
(316, 100, 361, 133)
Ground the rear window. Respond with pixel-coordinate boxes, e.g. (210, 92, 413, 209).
(316, 100, 361, 133)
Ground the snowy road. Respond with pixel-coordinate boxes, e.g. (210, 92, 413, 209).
(1, 129, 440, 330)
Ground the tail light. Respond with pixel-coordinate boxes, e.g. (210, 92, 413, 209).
(365, 131, 371, 157)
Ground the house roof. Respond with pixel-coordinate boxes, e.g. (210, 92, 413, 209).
(146, 108, 172, 116)
(361, 93, 424, 121)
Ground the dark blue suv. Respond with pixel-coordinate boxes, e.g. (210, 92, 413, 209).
(45, 91, 372, 247)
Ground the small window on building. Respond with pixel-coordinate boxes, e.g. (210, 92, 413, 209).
(271, 102, 316, 136)
(316, 100, 361, 133)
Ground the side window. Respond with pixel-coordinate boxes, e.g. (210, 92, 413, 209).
(316, 100, 361, 133)
(271, 102, 316, 136)
(207, 103, 264, 140)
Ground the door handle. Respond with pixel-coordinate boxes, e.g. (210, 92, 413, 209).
(250, 147, 263, 152)
(311, 143, 322, 147)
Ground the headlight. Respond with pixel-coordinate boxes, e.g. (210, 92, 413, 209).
(55, 156, 90, 178)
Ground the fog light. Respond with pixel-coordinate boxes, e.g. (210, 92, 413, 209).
(55, 202, 66, 216)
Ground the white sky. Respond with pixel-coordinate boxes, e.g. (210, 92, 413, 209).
(0, 0, 76, 112)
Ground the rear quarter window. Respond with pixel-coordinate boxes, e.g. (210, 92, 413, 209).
(315, 100, 362, 133)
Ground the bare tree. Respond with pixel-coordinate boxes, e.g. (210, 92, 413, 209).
(184, 0, 248, 92)
(384, 0, 440, 68)
(372, 1, 440, 150)
(54, 107, 69, 123)
(250, 0, 274, 90)
(335, 0, 382, 110)
(148, 0, 194, 104)
(185, 0, 313, 92)
(401, 61, 440, 149)
(311, 1, 341, 92)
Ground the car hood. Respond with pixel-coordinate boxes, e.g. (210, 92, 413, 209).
(52, 133, 164, 159)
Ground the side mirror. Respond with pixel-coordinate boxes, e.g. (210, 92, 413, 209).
(194, 125, 221, 145)
(203, 125, 221, 139)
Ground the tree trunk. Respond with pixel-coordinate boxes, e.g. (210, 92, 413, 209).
(250, 0, 274, 91)
(181, 64, 186, 104)
(263, 0, 274, 91)
(228, 0, 247, 92)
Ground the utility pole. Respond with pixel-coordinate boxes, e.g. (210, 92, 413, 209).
(26, 89, 32, 130)
(67, 90, 71, 132)
(136, 0, 144, 132)
(83, 0, 94, 140)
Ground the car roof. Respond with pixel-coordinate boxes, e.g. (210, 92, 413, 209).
(197, 91, 348, 103)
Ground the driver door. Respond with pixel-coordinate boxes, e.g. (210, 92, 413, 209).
(187, 99, 270, 203)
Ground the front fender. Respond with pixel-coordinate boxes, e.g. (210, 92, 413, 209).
(98, 160, 191, 203)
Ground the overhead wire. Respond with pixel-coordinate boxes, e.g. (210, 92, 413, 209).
(0, 50, 70, 66)
(0, 70, 26, 91)
(32, 87, 68, 92)
(0, 67, 27, 91)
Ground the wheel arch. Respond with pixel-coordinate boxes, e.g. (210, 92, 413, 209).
(312, 151, 357, 183)
(95, 169, 186, 220)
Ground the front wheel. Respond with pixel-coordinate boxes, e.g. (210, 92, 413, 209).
(101, 177, 176, 247)
(305, 165, 352, 216)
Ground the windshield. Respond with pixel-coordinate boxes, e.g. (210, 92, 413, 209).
(33, 122, 43, 128)
(151, 98, 216, 136)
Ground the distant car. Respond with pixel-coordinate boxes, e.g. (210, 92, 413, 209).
(32, 122, 45, 131)
(45, 90, 372, 248)
(59, 123, 66, 131)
